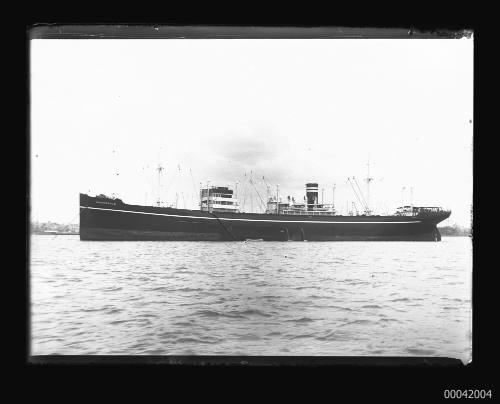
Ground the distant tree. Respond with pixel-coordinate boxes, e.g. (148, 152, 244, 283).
(438, 224, 471, 237)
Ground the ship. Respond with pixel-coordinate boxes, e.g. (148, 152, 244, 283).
(80, 180, 451, 242)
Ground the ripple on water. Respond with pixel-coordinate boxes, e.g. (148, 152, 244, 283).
(389, 297, 411, 302)
(285, 317, 316, 323)
(176, 287, 204, 292)
(238, 309, 272, 317)
(290, 334, 315, 340)
(405, 348, 436, 355)
(30, 236, 472, 358)
(328, 305, 354, 311)
(237, 334, 261, 341)
(315, 330, 352, 341)
(378, 318, 400, 323)
(261, 295, 280, 300)
(195, 310, 246, 319)
(109, 319, 133, 325)
(80, 307, 107, 313)
(175, 336, 222, 344)
(340, 319, 375, 327)
(148, 286, 170, 292)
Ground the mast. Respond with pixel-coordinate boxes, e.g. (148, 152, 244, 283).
(250, 173, 254, 213)
(276, 184, 279, 214)
(365, 160, 373, 215)
(111, 148, 119, 199)
(157, 163, 164, 206)
(332, 183, 336, 213)
(199, 182, 202, 210)
(207, 181, 211, 213)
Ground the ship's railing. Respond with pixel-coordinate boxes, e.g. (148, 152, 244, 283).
(416, 207, 447, 213)
(395, 206, 449, 216)
(281, 210, 337, 216)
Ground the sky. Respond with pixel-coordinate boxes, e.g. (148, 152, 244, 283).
(30, 38, 473, 226)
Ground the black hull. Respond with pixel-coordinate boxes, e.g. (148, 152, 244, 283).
(80, 194, 450, 242)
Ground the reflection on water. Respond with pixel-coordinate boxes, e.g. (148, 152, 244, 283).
(30, 236, 472, 362)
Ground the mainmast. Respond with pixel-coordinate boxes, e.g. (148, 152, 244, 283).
(276, 184, 279, 214)
(157, 163, 164, 206)
(365, 160, 373, 215)
(332, 183, 336, 213)
(207, 180, 211, 213)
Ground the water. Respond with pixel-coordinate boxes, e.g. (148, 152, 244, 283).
(30, 236, 472, 362)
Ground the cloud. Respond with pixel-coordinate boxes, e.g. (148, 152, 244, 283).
(200, 124, 291, 181)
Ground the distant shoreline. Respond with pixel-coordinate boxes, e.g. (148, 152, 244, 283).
(32, 231, 79, 235)
(29, 223, 470, 237)
(31, 221, 79, 235)
(437, 225, 471, 237)
(31, 233, 472, 239)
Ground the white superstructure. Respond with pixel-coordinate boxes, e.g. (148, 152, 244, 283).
(200, 186, 240, 213)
